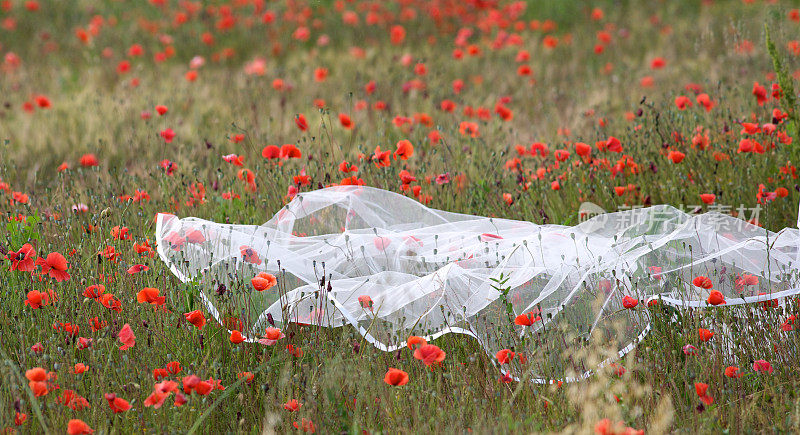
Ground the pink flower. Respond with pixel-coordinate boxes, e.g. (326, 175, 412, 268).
(258, 327, 285, 346)
(127, 264, 149, 274)
(753, 359, 774, 374)
(358, 295, 373, 309)
(373, 236, 391, 251)
(118, 324, 135, 350)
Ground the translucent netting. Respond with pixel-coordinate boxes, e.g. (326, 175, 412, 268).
(155, 186, 800, 382)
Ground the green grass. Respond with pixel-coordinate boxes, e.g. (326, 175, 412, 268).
(2, 0, 800, 433)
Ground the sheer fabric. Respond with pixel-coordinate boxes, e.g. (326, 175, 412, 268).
(156, 186, 800, 382)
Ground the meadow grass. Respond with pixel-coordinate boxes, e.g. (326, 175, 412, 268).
(2, 0, 800, 433)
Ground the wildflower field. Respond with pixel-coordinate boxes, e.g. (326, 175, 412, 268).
(3, 0, 800, 433)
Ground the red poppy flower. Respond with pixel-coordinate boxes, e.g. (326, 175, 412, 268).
(724, 366, 742, 378)
(604, 136, 623, 152)
(390, 25, 406, 44)
(339, 113, 353, 129)
(25, 367, 47, 382)
(373, 236, 391, 250)
(514, 311, 541, 326)
(696, 93, 715, 111)
(286, 344, 303, 358)
(251, 272, 277, 291)
(384, 368, 409, 386)
(496, 349, 515, 365)
(160, 159, 176, 175)
(339, 161, 358, 173)
(694, 382, 713, 405)
(398, 170, 417, 185)
(706, 290, 726, 306)
(59, 389, 91, 411)
(174, 392, 188, 406)
(24, 290, 48, 309)
(283, 399, 302, 412)
(279, 144, 302, 159)
(394, 140, 414, 160)
(160, 128, 176, 143)
(145, 380, 177, 408)
(259, 327, 285, 346)
(104, 393, 131, 413)
(295, 114, 308, 131)
(127, 264, 149, 274)
(137, 287, 166, 305)
(118, 323, 135, 350)
(237, 372, 255, 384)
(38, 252, 70, 282)
(782, 315, 796, 331)
(674, 95, 692, 110)
(575, 142, 591, 158)
(358, 295, 373, 309)
(33, 95, 50, 108)
(314, 67, 328, 82)
(753, 82, 768, 105)
(184, 310, 206, 330)
(79, 153, 99, 167)
(371, 146, 392, 167)
(239, 246, 262, 265)
(413, 344, 446, 366)
(7, 243, 36, 272)
(230, 330, 245, 344)
(698, 328, 714, 342)
(407, 336, 427, 350)
(667, 150, 685, 163)
(166, 361, 182, 375)
(293, 418, 316, 433)
(608, 363, 626, 377)
(223, 154, 244, 166)
(700, 194, 715, 205)
(753, 359, 774, 374)
(692, 276, 712, 289)
(29, 381, 48, 397)
(67, 419, 93, 435)
(650, 57, 666, 69)
(622, 296, 638, 309)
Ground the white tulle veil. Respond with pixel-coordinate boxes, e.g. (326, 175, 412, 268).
(155, 186, 800, 382)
